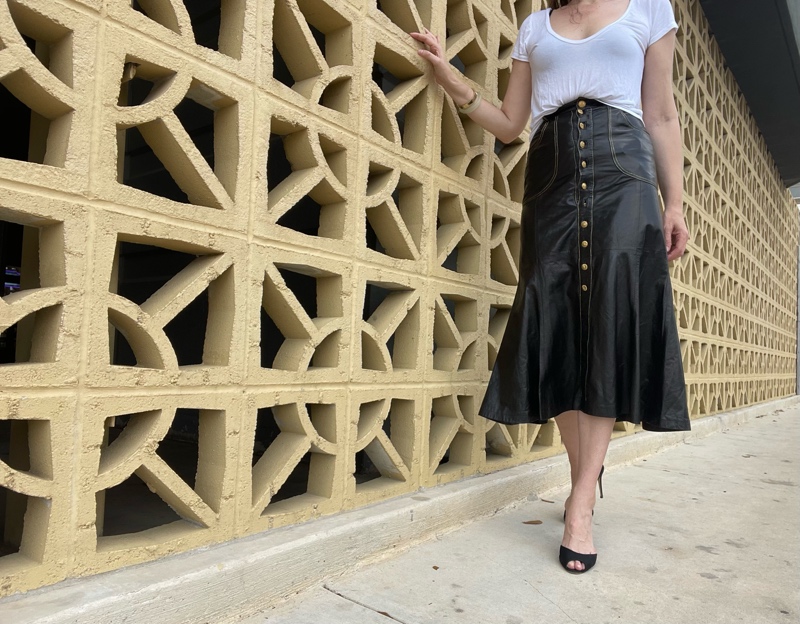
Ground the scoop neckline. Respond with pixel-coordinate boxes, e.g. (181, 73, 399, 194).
(546, 0, 634, 44)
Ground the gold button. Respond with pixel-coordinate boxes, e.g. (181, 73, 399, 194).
(579, 141, 586, 148)
(579, 122, 585, 129)
(581, 160, 587, 168)
(581, 220, 588, 228)
(581, 263, 588, 270)
(582, 284, 588, 291)
(578, 100, 587, 108)
(581, 240, 588, 248)
(577, 109, 584, 115)
(581, 182, 587, 190)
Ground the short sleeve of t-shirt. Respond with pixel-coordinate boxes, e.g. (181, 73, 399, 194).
(648, 0, 679, 46)
(511, 14, 535, 62)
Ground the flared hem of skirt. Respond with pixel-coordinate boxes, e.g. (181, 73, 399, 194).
(479, 405, 691, 433)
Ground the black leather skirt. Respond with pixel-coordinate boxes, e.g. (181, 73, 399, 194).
(480, 99, 690, 432)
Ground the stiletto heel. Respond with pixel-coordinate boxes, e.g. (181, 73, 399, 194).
(597, 464, 604, 499)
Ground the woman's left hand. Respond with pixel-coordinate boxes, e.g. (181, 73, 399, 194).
(409, 28, 459, 90)
(663, 208, 689, 261)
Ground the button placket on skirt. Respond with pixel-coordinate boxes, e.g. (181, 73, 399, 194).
(576, 101, 594, 401)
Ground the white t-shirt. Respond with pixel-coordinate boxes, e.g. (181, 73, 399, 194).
(512, 0, 678, 136)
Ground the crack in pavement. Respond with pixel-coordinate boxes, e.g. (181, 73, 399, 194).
(523, 579, 578, 624)
(322, 585, 412, 624)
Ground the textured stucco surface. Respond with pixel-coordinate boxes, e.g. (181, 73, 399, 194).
(0, 0, 796, 597)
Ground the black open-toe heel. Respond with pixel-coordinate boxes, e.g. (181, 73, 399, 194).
(560, 465, 603, 572)
(563, 465, 605, 520)
(559, 546, 597, 574)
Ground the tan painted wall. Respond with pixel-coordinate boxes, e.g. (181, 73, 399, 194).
(0, 0, 796, 597)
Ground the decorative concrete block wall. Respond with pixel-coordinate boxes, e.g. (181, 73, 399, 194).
(0, 0, 796, 596)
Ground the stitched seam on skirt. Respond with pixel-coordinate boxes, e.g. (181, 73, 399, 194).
(584, 106, 596, 402)
(607, 108, 658, 188)
(572, 114, 580, 229)
(618, 109, 642, 131)
(634, 182, 644, 404)
(528, 118, 559, 200)
(618, 109, 657, 143)
(529, 119, 549, 154)
(574, 110, 582, 391)
(528, 122, 552, 270)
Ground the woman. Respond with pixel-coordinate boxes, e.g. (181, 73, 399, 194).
(411, 0, 691, 574)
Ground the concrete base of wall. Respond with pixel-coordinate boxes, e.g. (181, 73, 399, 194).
(3, 396, 797, 624)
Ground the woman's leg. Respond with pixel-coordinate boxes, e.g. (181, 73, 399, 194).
(554, 410, 580, 507)
(561, 411, 615, 571)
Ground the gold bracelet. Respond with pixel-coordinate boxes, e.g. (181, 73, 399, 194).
(458, 90, 482, 115)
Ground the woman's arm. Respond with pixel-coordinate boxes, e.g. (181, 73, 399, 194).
(410, 28, 532, 144)
(641, 30, 689, 261)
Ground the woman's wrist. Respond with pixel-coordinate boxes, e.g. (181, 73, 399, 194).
(446, 81, 474, 107)
(663, 202, 684, 216)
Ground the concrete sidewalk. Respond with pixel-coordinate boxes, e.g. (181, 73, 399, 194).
(246, 407, 799, 624)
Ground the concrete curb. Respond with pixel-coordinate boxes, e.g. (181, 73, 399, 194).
(3, 395, 797, 624)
